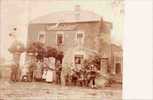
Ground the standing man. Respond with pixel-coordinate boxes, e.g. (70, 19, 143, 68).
(42, 57, 48, 81)
(10, 62, 18, 82)
(55, 60, 62, 84)
(33, 60, 43, 81)
(28, 61, 37, 82)
(8, 28, 25, 82)
(87, 64, 98, 88)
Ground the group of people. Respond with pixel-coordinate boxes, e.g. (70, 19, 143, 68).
(65, 64, 99, 88)
(10, 58, 99, 89)
(11, 57, 62, 84)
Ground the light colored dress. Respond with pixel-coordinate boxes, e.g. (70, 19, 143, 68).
(21, 67, 28, 77)
(42, 62, 48, 80)
(42, 69, 47, 80)
(46, 57, 55, 82)
(46, 69, 53, 82)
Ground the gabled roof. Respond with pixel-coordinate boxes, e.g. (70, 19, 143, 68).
(30, 10, 102, 24)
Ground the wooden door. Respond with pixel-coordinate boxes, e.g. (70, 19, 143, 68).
(100, 58, 108, 74)
(115, 63, 121, 74)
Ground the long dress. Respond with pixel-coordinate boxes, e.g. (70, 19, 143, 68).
(46, 57, 55, 82)
(42, 69, 47, 80)
(42, 62, 48, 80)
(46, 67, 54, 82)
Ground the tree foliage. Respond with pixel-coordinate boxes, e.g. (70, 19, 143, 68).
(46, 46, 57, 58)
(26, 42, 64, 61)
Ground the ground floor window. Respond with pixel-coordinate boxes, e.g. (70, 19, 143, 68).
(38, 31, 46, 43)
(56, 31, 64, 46)
(74, 55, 83, 64)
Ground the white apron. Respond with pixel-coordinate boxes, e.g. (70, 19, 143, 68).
(46, 69, 53, 82)
(42, 70, 47, 80)
(42, 60, 49, 80)
(46, 57, 55, 82)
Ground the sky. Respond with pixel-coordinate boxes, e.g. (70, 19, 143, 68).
(0, 0, 124, 60)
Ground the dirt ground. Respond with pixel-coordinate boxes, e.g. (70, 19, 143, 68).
(0, 80, 122, 100)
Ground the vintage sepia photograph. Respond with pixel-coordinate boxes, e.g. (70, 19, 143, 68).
(0, 0, 124, 100)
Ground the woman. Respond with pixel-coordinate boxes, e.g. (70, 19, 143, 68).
(45, 57, 55, 83)
(42, 58, 48, 81)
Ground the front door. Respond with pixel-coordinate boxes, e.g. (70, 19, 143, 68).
(115, 63, 121, 74)
(100, 58, 108, 74)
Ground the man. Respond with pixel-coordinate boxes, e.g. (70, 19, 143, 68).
(33, 60, 43, 81)
(55, 60, 62, 84)
(87, 64, 98, 88)
(10, 62, 18, 82)
(28, 62, 37, 82)
(42, 57, 48, 81)
(70, 66, 79, 86)
(78, 67, 86, 87)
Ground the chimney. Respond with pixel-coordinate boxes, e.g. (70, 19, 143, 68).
(74, 5, 81, 20)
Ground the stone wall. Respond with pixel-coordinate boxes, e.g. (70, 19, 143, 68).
(28, 22, 100, 50)
(28, 21, 112, 72)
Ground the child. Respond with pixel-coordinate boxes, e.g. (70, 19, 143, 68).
(42, 68, 47, 81)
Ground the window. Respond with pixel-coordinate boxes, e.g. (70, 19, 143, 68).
(76, 31, 84, 45)
(38, 31, 46, 43)
(77, 33, 83, 39)
(56, 31, 64, 45)
(74, 55, 83, 64)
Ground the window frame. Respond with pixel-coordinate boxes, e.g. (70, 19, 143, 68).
(76, 31, 84, 45)
(38, 31, 46, 43)
(74, 54, 84, 65)
(56, 31, 64, 46)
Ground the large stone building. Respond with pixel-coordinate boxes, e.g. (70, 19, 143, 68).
(27, 6, 112, 74)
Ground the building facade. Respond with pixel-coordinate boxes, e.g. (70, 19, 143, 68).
(111, 44, 123, 74)
(27, 7, 113, 74)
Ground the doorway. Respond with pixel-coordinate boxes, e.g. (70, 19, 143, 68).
(115, 63, 121, 74)
(100, 58, 108, 73)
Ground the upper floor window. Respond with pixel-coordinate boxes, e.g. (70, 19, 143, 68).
(56, 31, 64, 46)
(38, 31, 46, 43)
(76, 31, 84, 45)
